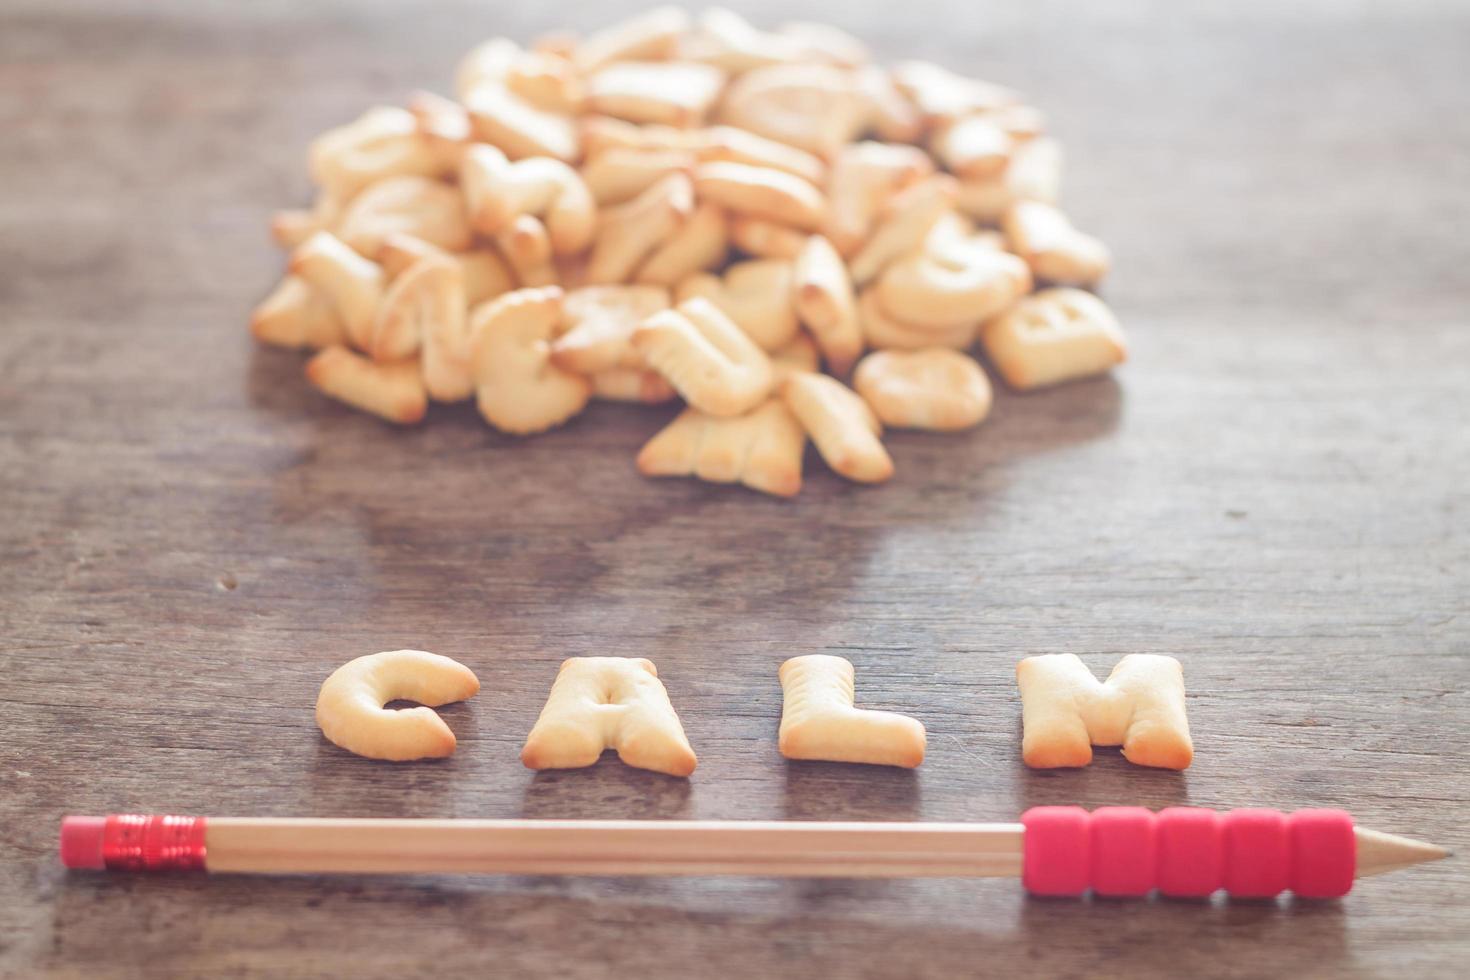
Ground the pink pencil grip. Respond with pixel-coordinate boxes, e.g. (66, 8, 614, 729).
(1022, 806, 1354, 899)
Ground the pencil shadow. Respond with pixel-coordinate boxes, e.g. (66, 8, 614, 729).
(1016, 887, 1347, 954)
(45, 870, 1351, 977)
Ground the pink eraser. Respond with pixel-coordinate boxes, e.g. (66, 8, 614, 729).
(60, 816, 107, 869)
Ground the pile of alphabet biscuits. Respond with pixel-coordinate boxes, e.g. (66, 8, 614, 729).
(252, 8, 1125, 497)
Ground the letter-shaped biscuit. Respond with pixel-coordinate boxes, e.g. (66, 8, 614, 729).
(682, 8, 805, 73)
(634, 203, 729, 285)
(824, 141, 934, 257)
(875, 246, 1031, 331)
(692, 161, 827, 233)
(931, 115, 1014, 179)
(308, 106, 450, 200)
(728, 216, 807, 260)
(271, 192, 345, 250)
(408, 89, 474, 152)
(792, 234, 862, 375)
(251, 275, 346, 350)
(632, 298, 774, 416)
(494, 214, 558, 288)
(335, 175, 473, 256)
(778, 655, 925, 767)
(979, 288, 1126, 390)
(1002, 200, 1110, 288)
(855, 65, 924, 144)
(674, 259, 800, 352)
(305, 346, 428, 425)
(572, 7, 691, 74)
(580, 115, 698, 157)
(316, 650, 480, 761)
(637, 399, 806, 497)
(770, 332, 820, 384)
(582, 147, 696, 205)
(890, 60, 1018, 124)
(505, 51, 585, 116)
(521, 657, 697, 776)
(549, 284, 672, 373)
(459, 144, 595, 255)
(456, 37, 521, 100)
(589, 367, 678, 404)
(288, 232, 386, 351)
(1017, 653, 1192, 770)
(847, 174, 957, 286)
(464, 82, 580, 163)
(718, 63, 868, 158)
(470, 286, 590, 434)
(853, 348, 992, 431)
(373, 255, 471, 401)
(586, 61, 728, 127)
(777, 21, 870, 68)
(696, 125, 827, 186)
(858, 286, 978, 351)
(376, 234, 516, 308)
(587, 173, 693, 284)
(955, 136, 1062, 224)
(782, 372, 893, 484)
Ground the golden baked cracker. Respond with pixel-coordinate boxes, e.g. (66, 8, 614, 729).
(782, 372, 893, 484)
(1017, 654, 1192, 770)
(792, 234, 862, 375)
(469, 286, 590, 434)
(587, 172, 693, 284)
(847, 174, 956, 286)
(288, 231, 386, 351)
(305, 347, 427, 425)
(522, 657, 697, 777)
(1002, 200, 1110, 287)
(634, 203, 729, 285)
(637, 399, 805, 498)
(674, 258, 800, 351)
(549, 284, 672, 373)
(250, 275, 346, 350)
(316, 650, 479, 761)
(824, 140, 933, 257)
(460, 144, 595, 255)
(692, 161, 827, 233)
(853, 348, 992, 431)
(632, 298, 774, 416)
(586, 61, 727, 127)
(979, 287, 1126, 390)
(336, 175, 472, 256)
(779, 655, 925, 767)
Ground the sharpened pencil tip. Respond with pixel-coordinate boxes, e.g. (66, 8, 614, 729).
(1355, 827, 1451, 878)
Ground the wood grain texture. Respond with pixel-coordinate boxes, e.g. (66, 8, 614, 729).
(2, 0, 1468, 976)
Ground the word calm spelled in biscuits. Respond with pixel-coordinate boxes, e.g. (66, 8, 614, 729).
(315, 652, 1191, 774)
(252, 8, 1126, 497)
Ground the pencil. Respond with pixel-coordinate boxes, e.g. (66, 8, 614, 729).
(59, 806, 1448, 899)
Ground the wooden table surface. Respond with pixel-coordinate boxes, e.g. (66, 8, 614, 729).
(3, 0, 1467, 976)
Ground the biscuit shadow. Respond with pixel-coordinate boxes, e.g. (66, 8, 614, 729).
(971, 372, 1124, 464)
(518, 759, 694, 819)
(780, 762, 923, 821)
(301, 700, 478, 816)
(245, 341, 318, 422)
(1015, 753, 1191, 812)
